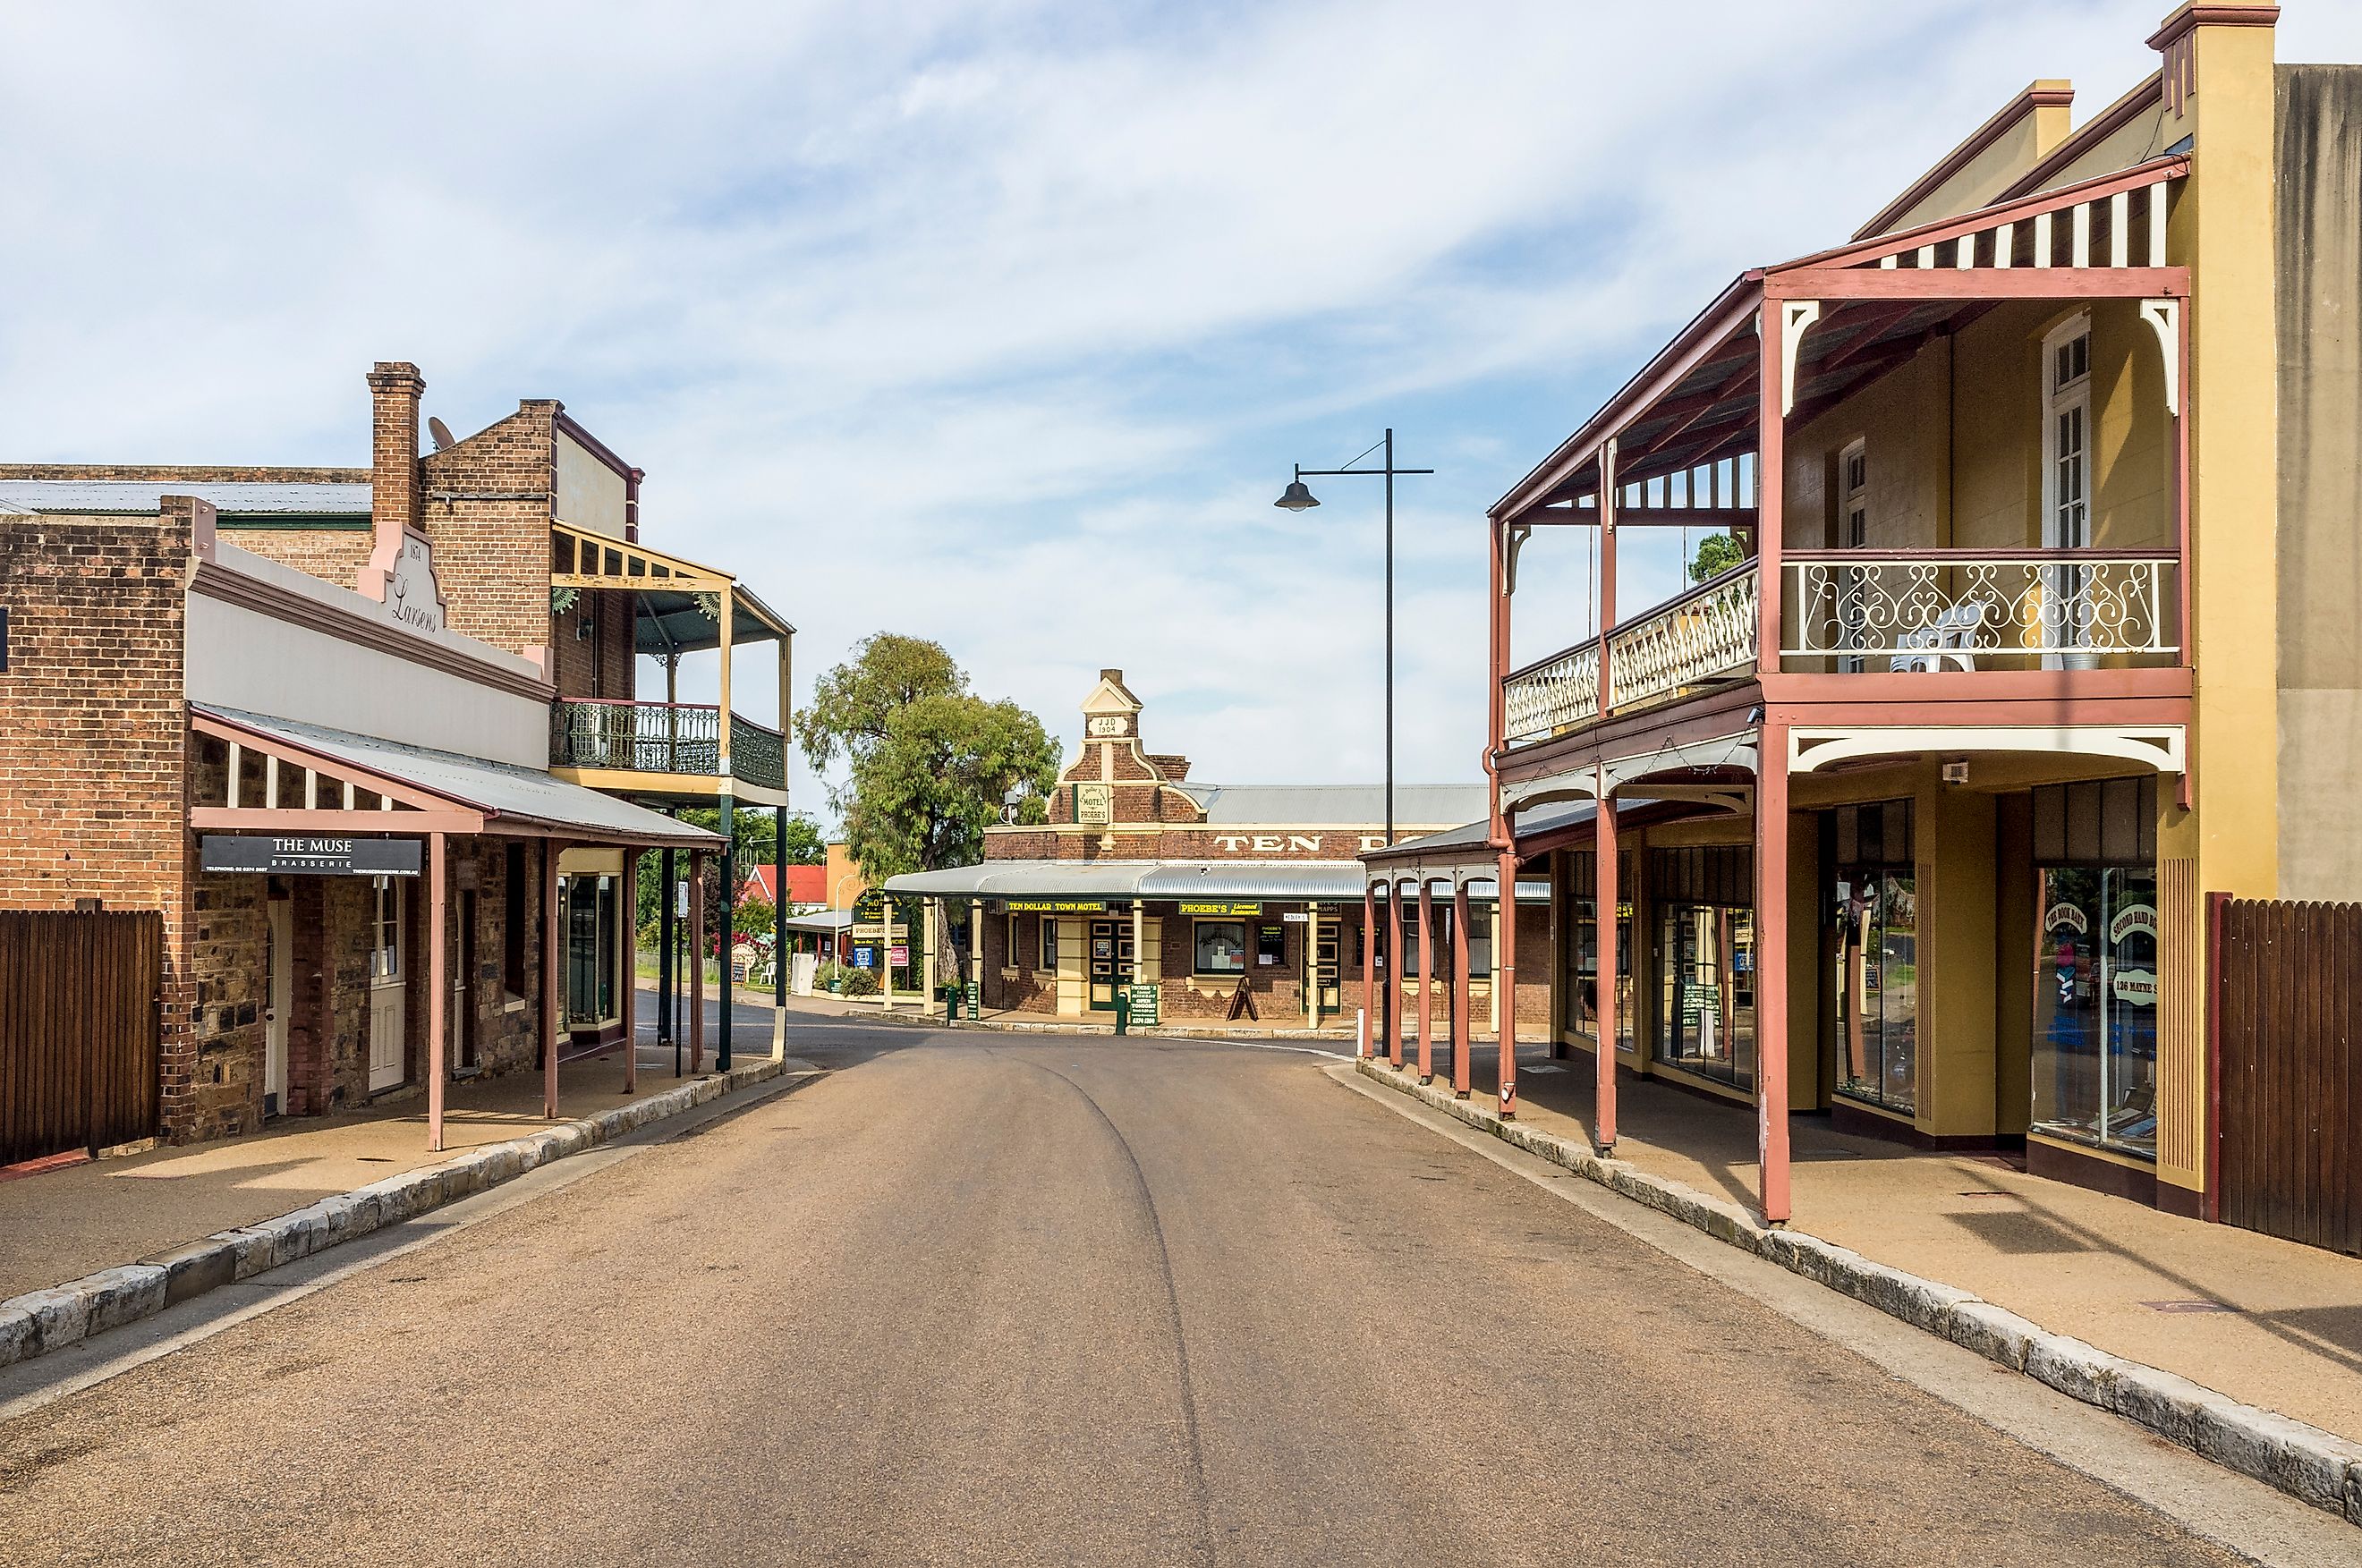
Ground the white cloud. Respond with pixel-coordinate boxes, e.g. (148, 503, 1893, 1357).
(7, 0, 2357, 826)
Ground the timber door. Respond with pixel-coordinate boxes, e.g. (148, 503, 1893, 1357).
(264, 896, 292, 1115)
(367, 877, 406, 1092)
(1313, 916, 1342, 1017)
(1088, 918, 1134, 1011)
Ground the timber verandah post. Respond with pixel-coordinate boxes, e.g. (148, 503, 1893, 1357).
(1755, 298, 1793, 1225)
(621, 847, 642, 1095)
(1595, 768, 1619, 1155)
(1415, 876, 1435, 1083)
(1384, 879, 1406, 1070)
(428, 831, 448, 1152)
(1451, 877, 1473, 1098)
(690, 852, 707, 1074)
(541, 843, 562, 1121)
(1496, 852, 1518, 1120)
(1360, 883, 1377, 1058)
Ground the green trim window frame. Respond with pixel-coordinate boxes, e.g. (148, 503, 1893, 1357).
(1193, 918, 1248, 977)
(1039, 916, 1058, 974)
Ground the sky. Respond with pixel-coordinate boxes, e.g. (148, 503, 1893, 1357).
(6, 1, 2358, 828)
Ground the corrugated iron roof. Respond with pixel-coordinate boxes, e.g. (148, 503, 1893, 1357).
(195, 705, 719, 847)
(0, 480, 372, 515)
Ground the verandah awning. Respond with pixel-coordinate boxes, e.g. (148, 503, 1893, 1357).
(882, 859, 1550, 904)
(191, 705, 722, 849)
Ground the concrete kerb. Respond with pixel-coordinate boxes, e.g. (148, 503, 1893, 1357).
(0, 1055, 800, 1376)
(1353, 1056, 2362, 1528)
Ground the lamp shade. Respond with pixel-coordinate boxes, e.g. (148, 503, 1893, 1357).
(1274, 479, 1320, 511)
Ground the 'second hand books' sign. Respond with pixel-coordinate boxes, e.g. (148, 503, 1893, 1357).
(200, 835, 423, 877)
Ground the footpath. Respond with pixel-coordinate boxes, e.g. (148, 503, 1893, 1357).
(0, 1040, 813, 1374)
(797, 988, 1356, 1044)
(1347, 1047, 2362, 1528)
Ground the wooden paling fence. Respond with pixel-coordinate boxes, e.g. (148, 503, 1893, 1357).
(2213, 896, 2362, 1256)
(0, 911, 162, 1166)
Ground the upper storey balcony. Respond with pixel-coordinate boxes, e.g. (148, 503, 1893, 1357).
(1491, 157, 2191, 760)
(546, 521, 796, 807)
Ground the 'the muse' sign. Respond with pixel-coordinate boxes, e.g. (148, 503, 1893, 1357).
(200, 835, 422, 877)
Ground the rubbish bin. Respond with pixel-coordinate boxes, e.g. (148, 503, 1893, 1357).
(1114, 987, 1130, 1036)
(941, 982, 960, 1023)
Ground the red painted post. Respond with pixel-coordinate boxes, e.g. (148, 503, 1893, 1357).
(542, 842, 561, 1119)
(1415, 877, 1435, 1082)
(621, 846, 641, 1096)
(1496, 851, 1519, 1119)
(1385, 879, 1404, 1069)
(1755, 726, 1792, 1225)
(1451, 877, 1472, 1099)
(1595, 779, 1619, 1154)
(1757, 302, 1787, 678)
(690, 852, 707, 1074)
(426, 831, 447, 1152)
(1360, 882, 1377, 1058)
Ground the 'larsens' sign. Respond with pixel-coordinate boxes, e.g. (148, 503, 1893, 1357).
(200, 835, 423, 877)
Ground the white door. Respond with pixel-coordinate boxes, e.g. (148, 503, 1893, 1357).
(264, 898, 293, 1114)
(368, 877, 406, 1091)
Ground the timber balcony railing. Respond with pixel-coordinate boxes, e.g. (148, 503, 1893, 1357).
(1500, 549, 2183, 748)
(549, 700, 788, 793)
(1502, 564, 1759, 746)
(1781, 550, 2179, 670)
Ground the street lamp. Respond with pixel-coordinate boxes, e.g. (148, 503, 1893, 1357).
(1277, 428, 1432, 845)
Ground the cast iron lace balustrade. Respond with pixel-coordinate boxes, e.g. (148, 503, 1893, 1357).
(1501, 563, 1759, 747)
(1782, 552, 2177, 668)
(1605, 564, 1760, 711)
(549, 701, 787, 792)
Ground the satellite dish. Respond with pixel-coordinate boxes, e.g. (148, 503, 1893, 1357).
(427, 416, 455, 452)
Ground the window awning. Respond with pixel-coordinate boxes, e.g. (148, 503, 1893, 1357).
(191, 705, 723, 849)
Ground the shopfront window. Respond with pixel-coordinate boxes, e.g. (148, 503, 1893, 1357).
(370, 877, 402, 982)
(1831, 801, 1917, 1115)
(2031, 778, 2160, 1158)
(1398, 900, 1422, 977)
(1658, 903, 1755, 1090)
(565, 873, 616, 1026)
(1571, 906, 1636, 1053)
(1194, 920, 1247, 975)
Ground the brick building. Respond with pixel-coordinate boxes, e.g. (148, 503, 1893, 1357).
(0, 360, 792, 1157)
(885, 671, 1547, 1032)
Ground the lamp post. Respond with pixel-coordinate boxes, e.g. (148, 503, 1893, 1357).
(1277, 428, 1432, 846)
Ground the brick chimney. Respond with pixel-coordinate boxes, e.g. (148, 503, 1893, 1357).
(366, 361, 425, 538)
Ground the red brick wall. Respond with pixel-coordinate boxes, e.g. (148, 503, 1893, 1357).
(0, 506, 200, 1140)
(421, 403, 559, 665)
(549, 580, 634, 701)
(225, 527, 375, 588)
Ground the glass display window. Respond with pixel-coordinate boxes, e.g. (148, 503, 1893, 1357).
(1658, 902, 1755, 1090)
(2032, 864, 2159, 1157)
(1829, 800, 1918, 1115)
(1568, 893, 1636, 1054)
(1194, 920, 1247, 975)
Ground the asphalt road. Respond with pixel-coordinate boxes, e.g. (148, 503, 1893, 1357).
(0, 1021, 2286, 1565)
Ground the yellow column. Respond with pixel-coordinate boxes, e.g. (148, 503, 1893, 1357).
(2159, 4, 2281, 1199)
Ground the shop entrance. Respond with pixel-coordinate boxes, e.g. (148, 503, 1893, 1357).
(367, 877, 405, 1092)
(1829, 800, 1919, 1116)
(1088, 917, 1134, 1010)
(1313, 915, 1341, 1016)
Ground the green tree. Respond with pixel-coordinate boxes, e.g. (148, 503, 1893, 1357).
(1689, 532, 1744, 583)
(798, 636, 1060, 882)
